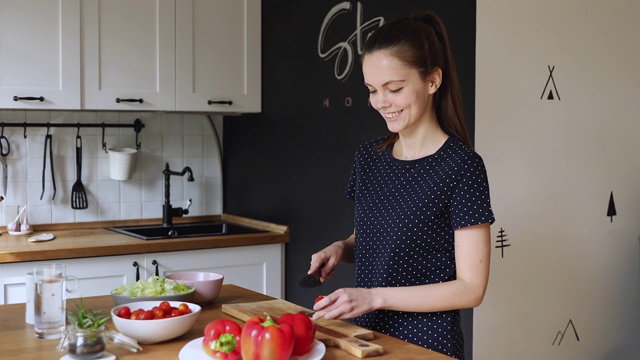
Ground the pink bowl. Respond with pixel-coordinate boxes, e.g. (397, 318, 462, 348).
(164, 272, 224, 304)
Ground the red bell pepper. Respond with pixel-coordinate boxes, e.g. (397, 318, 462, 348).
(278, 312, 316, 356)
(202, 319, 243, 360)
(241, 314, 295, 360)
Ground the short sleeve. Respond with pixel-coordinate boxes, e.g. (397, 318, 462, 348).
(450, 153, 495, 229)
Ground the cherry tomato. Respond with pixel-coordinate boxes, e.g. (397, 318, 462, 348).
(159, 301, 172, 312)
(130, 309, 145, 320)
(169, 308, 182, 317)
(117, 306, 132, 319)
(178, 303, 191, 315)
(141, 310, 154, 320)
(152, 306, 165, 319)
(314, 296, 325, 304)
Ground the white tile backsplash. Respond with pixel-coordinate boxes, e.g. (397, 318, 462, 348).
(0, 110, 223, 225)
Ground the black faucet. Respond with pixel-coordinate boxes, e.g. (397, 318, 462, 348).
(162, 163, 194, 227)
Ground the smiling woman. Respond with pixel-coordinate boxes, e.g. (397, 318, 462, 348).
(306, 11, 494, 360)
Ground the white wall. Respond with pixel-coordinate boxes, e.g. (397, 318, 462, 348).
(475, 1, 640, 359)
(0, 110, 223, 226)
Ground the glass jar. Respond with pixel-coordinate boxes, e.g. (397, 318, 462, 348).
(58, 325, 143, 359)
(58, 325, 107, 360)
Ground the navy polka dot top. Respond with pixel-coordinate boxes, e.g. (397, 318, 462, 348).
(345, 135, 495, 360)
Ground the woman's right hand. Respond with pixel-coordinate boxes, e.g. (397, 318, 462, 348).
(308, 240, 345, 283)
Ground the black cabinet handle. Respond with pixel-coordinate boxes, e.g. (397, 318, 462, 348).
(152, 259, 159, 277)
(207, 100, 233, 105)
(13, 96, 44, 102)
(132, 261, 140, 282)
(116, 98, 144, 104)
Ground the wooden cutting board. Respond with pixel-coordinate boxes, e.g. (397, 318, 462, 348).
(222, 299, 384, 358)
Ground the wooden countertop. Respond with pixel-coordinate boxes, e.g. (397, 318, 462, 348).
(0, 214, 289, 264)
(0, 284, 455, 360)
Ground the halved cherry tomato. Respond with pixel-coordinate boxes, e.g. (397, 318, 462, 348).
(117, 306, 132, 319)
(314, 296, 325, 304)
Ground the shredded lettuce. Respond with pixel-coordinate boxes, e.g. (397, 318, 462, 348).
(112, 276, 193, 297)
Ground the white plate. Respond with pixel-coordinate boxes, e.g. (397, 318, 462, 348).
(291, 340, 326, 360)
(179, 337, 326, 360)
(28, 233, 55, 242)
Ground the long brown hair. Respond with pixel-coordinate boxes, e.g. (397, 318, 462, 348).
(363, 12, 472, 150)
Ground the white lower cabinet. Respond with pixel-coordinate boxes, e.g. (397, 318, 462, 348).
(147, 245, 283, 299)
(1, 244, 283, 305)
(2, 254, 139, 304)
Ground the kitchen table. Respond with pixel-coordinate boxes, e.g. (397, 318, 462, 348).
(0, 284, 455, 360)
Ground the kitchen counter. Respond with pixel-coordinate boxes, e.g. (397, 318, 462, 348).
(0, 214, 289, 264)
(0, 284, 455, 360)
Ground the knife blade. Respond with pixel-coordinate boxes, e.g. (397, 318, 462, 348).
(298, 263, 326, 288)
(297, 270, 322, 288)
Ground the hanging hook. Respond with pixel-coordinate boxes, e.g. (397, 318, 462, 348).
(23, 122, 27, 139)
(134, 118, 143, 150)
(1, 122, 4, 137)
(76, 123, 81, 137)
(101, 123, 108, 153)
(46, 122, 51, 135)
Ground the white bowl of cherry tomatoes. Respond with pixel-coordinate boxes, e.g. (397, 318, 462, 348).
(111, 300, 201, 344)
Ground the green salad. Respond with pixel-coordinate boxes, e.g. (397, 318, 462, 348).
(112, 276, 192, 297)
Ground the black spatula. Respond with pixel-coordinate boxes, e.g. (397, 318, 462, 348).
(71, 135, 88, 209)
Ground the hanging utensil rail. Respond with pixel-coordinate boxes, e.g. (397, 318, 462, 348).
(0, 118, 144, 152)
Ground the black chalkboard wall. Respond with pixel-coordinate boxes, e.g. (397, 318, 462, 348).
(223, 0, 477, 357)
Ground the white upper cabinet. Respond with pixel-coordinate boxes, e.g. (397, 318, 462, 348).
(0, 0, 261, 113)
(81, 0, 176, 111)
(0, 0, 81, 109)
(176, 0, 261, 113)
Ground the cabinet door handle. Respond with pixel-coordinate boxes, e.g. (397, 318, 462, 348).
(132, 261, 140, 282)
(207, 100, 233, 105)
(115, 98, 144, 104)
(152, 259, 159, 277)
(13, 96, 45, 102)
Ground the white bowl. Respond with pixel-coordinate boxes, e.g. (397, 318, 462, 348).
(165, 272, 224, 304)
(111, 301, 201, 344)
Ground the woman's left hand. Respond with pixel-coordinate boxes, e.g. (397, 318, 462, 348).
(311, 287, 378, 321)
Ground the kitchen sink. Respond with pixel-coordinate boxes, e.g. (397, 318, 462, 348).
(105, 221, 267, 240)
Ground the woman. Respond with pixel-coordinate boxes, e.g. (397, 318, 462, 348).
(308, 11, 494, 359)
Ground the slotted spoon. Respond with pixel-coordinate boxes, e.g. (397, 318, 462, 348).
(71, 135, 88, 209)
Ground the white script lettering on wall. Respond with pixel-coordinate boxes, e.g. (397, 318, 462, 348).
(317, 1, 384, 82)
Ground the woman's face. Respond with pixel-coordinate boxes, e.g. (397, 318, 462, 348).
(363, 50, 435, 135)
